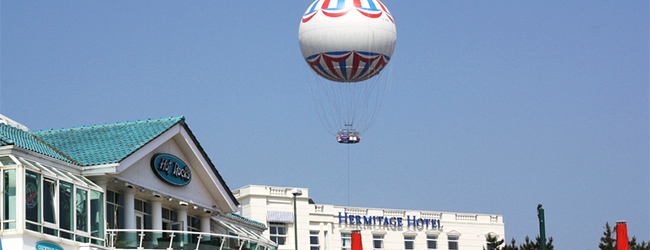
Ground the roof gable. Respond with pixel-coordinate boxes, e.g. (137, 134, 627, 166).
(32, 116, 184, 166)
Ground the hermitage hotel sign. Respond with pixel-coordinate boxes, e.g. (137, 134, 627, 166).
(338, 212, 443, 229)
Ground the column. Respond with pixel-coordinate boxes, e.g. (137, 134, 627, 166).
(122, 187, 136, 246)
(177, 206, 188, 231)
(176, 206, 189, 245)
(123, 188, 136, 229)
(200, 214, 212, 241)
(151, 198, 163, 231)
(151, 197, 163, 245)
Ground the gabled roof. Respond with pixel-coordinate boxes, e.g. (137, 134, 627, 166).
(29, 116, 239, 207)
(32, 116, 184, 166)
(0, 123, 73, 163)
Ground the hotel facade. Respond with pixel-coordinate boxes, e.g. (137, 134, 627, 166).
(234, 185, 505, 250)
(0, 115, 275, 250)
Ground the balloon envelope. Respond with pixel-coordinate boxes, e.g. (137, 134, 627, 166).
(299, 0, 397, 82)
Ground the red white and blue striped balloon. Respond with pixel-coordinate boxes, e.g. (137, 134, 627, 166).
(299, 0, 397, 83)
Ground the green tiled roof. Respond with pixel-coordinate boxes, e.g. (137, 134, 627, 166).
(3, 116, 240, 207)
(32, 116, 184, 166)
(227, 213, 267, 228)
(0, 123, 73, 163)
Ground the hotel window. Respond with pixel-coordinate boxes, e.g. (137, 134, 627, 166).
(427, 235, 438, 249)
(310, 230, 320, 250)
(341, 233, 351, 250)
(373, 235, 384, 250)
(269, 223, 287, 245)
(405, 236, 415, 250)
(448, 236, 459, 250)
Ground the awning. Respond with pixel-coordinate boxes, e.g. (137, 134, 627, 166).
(266, 211, 294, 223)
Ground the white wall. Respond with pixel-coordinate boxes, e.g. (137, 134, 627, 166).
(236, 185, 506, 250)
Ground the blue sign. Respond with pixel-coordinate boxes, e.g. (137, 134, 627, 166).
(338, 212, 443, 229)
(35, 241, 63, 250)
(151, 154, 192, 186)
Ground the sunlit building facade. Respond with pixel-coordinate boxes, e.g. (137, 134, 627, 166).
(0, 115, 276, 250)
(235, 185, 505, 250)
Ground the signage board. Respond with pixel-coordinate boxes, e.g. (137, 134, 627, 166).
(151, 153, 192, 186)
(36, 241, 63, 250)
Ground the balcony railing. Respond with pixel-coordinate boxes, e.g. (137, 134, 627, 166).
(106, 229, 277, 250)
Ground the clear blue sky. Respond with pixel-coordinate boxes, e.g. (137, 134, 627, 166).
(2, 1, 648, 249)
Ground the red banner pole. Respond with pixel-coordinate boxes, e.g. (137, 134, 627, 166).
(351, 232, 363, 250)
(616, 221, 629, 250)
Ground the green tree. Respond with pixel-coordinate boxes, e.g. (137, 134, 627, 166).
(600, 222, 650, 250)
(483, 234, 505, 250)
(518, 235, 554, 250)
(600, 222, 616, 250)
(629, 236, 650, 250)
(541, 236, 554, 250)
(520, 236, 537, 250)
(503, 238, 518, 250)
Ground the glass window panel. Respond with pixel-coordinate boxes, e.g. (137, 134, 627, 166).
(3, 169, 16, 227)
(0, 156, 15, 166)
(405, 236, 415, 250)
(106, 203, 115, 230)
(144, 214, 152, 229)
(18, 158, 32, 167)
(63, 172, 81, 183)
(311, 230, 320, 250)
(26, 160, 52, 174)
(25, 171, 41, 223)
(162, 208, 171, 220)
(43, 179, 56, 224)
(373, 235, 384, 249)
(77, 175, 98, 188)
(277, 225, 286, 235)
(448, 236, 459, 250)
(76, 189, 88, 232)
(135, 199, 143, 212)
(106, 204, 124, 230)
(341, 233, 351, 250)
(310, 231, 319, 244)
(269, 223, 287, 245)
(144, 201, 151, 214)
(106, 190, 114, 203)
(45, 167, 74, 182)
(427, 235, 438, 249)
(90, 190, 104, 238)
(59, 181, 73, 231)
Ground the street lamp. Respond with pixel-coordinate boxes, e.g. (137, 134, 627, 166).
(291, 188, 303, 250)
(537, 204, 546, 250)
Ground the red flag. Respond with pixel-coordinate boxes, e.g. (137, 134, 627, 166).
(616, 221, 629, 250)
(351, 232, 363, 250)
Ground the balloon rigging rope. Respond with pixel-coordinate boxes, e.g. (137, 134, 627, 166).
(347, 143, 351, 206)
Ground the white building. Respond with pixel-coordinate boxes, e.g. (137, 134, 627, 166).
(0, 115, 275, 250)
(235, 185, 505, 250)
